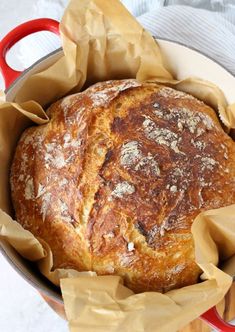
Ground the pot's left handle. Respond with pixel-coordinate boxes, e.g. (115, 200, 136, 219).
(0, 18, 60, 89)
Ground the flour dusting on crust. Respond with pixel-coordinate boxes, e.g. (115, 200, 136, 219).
(134, 154, 160, 176)
(40, 192, 51, 221)
(111, 181, 135, 199)
(143, 118, 180, 152)
(63, 133, 82, 149)
(24, 177, 34, 200)
(87, 79, 141, 107)
(45, 149, 67, 169)
(120, 141, 160, 176)
(120, 141, 142, 167)
(201, 157, 217, 171)
(36, 183, 46, 198)
(157, 87, 197, 101)
(153, 106, 214, 134)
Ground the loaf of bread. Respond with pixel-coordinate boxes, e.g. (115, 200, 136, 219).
(10, 79, 235, 293)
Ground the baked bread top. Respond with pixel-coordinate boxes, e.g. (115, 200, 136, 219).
(10, 79, 235, 293)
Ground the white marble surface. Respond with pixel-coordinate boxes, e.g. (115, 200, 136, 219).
(0, 254, 68, 332)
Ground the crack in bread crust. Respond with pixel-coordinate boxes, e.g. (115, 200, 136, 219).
(11, 79, 235, 293)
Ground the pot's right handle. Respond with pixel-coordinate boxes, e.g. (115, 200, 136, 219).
(201, 307, 235, 331)
(0, 18, 60, 89)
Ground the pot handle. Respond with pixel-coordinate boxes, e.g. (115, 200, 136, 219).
(201, 306, 235, 331)
(0, 18, 60, 89)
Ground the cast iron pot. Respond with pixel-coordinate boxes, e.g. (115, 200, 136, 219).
(0, 18, 235, 331)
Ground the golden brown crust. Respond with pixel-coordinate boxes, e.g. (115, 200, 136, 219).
(10, 79, 235, 293)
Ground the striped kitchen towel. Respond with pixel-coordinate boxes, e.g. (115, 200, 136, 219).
(1, 0, 235, 89)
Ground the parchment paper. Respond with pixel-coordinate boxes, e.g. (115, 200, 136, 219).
(0, 0, 235, 331)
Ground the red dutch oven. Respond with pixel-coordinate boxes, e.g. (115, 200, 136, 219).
(0, 18, 235, 332)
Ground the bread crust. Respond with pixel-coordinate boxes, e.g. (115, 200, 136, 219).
(10, 79, 235, 293)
